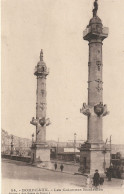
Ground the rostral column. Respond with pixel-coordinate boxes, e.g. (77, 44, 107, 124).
(80, 0, 110, 174)
(30, 49, 50, 163)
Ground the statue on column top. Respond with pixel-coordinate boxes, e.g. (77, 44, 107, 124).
(92, 0, 98, 17)
(40, 49, 43, 61)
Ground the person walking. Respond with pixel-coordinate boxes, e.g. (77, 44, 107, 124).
(93, 169, 100, 188)
(99, 177, 104, 185)
(108, 165, 113, 181)
(54, 162, 57, 170)
(60, 164, 64, 172)
(99, 176, 104, 189)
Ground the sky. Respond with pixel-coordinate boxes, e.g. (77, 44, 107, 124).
(1, 0, 124, 144)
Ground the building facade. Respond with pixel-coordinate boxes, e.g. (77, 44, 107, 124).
(1, 129, 31, 156)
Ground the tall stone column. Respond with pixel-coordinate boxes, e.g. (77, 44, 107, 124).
(87, 38, 103, 144)
(30, 50, 50, 164)
(80, 0, 110, 174)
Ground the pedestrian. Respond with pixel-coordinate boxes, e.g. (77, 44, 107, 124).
(60, 164, 64, 172)
(99, 176, 104, 189)
(117, 166, 121, 179)
(108, 165, 112, 181)
(99, 177, 104, 185)
(93, 169, 100, 188)
(54, 162, 57, 170)
(105, 168, 108, 178)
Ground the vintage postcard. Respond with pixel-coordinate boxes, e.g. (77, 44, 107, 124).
(1, 0, 124, 193)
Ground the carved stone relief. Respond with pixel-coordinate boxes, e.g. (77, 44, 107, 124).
(96, 61, 102, 71)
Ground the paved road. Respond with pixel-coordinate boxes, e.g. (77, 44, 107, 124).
(2, 159, 83, 183)
(2, 159, 85, 194)
(2, 159, 123, 194)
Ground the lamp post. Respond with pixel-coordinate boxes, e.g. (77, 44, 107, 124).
(107, 135, 112, 166)
(32, 133, 34, 147)
(10, 135, 14, 155)
(103, 138, 108, 172)
(110, 135, 112, 165)
(56, 138, 59, 160)
(74, 133, 77, 163)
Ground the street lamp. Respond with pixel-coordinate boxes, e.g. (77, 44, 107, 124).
(106, 135, 112, 166)
(56, 138, 59, 160)
(32, 133, 34, 147)
(74, 133, 77, 163)
(102, 138, 108, 172)
(11, 135, 14, 155)
(110, 135, 112, 165)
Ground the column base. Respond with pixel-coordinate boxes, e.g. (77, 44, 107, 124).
(79, 142, 110, 175)
(31, 143, 50, 166)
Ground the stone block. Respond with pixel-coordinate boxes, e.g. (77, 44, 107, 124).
(80, 144, 110, 175)
(31, 147, 50, 163)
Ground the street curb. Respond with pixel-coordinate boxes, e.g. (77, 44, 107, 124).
(51, 160, 79, 166)
(36, 166, 75, 175)
(29, 162, 79, 175)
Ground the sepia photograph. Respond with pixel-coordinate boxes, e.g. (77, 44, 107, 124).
(1, 0, 124, 193)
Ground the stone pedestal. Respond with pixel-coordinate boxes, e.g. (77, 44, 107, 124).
(31, 144, 50, 164)
(79, 142, 110, 175)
